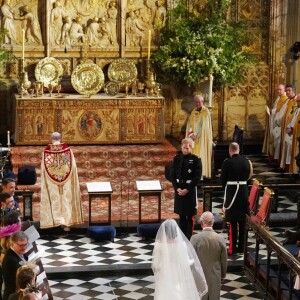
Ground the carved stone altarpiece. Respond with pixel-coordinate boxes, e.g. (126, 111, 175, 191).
(0, 1, 291, 143)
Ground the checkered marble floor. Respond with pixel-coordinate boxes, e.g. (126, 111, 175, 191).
(37, 234, 154, 268)
(36, 225, 293, 269)
(48, 272, 264, 300)
(36, 154, 298, 299)
(37, 223, 295, 299)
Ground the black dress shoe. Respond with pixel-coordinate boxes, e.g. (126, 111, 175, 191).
(228, 248, 238, 256)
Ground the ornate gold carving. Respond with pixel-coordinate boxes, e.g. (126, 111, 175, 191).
(240, 1, 256, 20)
(124, 108, 157, 139)
(59, 59, 72, 76)
(15, 94, 164, 144)
(223, 62, 269, 141)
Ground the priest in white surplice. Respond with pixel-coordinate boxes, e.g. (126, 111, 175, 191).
(40, 132, 83, 229)
(186, 95, 213, 179)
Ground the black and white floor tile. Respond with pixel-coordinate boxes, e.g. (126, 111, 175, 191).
(37, 234, 154, 268)
(48, 272, 264, 300)
(37, 225, 291, 270)
(36, 223, 294, 299)
(36, 154, 298, 299)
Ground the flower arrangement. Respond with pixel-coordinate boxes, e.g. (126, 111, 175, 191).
(152, 0, 256, 88)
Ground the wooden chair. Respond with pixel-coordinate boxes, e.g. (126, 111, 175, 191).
(251, 187, 274, 227)
(248, 178, 261, 215)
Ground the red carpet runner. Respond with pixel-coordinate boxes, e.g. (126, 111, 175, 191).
(10, 139, 179, 226)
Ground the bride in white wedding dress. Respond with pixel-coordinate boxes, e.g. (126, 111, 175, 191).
(152, 219, 208, 300)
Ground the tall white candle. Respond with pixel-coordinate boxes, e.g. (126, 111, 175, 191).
(208, 74, 214, 107)
(22, 29, 25, 60)
(147, 30, 151, 60)
(7, 130, 10, 146)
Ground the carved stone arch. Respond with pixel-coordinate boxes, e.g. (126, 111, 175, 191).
(222, 62, 269, 141)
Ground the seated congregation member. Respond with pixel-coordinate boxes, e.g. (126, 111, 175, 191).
(40, 132, 83, 230)
(191, 212, 227, 300)
(22, 295, 40, 300)
(0, 212, 22, 300)
(0, 211, 22, 262)
(0, 192, 19, 216)
(1, 178, 19, 210)
(152, 219, 208, 300)
(8, 264, 42, 300)
(2, 231, 29, 300)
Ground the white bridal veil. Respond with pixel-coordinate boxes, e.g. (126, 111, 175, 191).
(152, 219, 208, 300)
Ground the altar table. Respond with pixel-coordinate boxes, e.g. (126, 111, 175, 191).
(14, 93, 165, 145)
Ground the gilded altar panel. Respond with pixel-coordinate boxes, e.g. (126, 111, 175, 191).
(61, 108, 120, 142)
(14, 94, 165, 145)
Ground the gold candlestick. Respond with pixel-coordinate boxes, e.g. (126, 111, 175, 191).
(144, 58, 156, 95)
(145, 71, 156, 96)
(18, 59, 31, 95)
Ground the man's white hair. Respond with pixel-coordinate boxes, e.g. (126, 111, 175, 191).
(200, 211, 214, 225)
(50, 132, 61, 141)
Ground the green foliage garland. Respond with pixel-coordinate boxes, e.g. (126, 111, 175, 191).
(0, 29, 13, 64)
(152, 0, 256, 88)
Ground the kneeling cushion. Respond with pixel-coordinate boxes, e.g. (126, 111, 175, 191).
(137, 223, 161, 240)
(87, 225, 116, 242)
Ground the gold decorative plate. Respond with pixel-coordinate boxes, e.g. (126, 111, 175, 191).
(108, 59, 137, 85)
(104, 81, 119, 96)
(35, 57, 63, 88)
(71, 63, 104, 96)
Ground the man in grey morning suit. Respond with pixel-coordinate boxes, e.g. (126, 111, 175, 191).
(190, 211, 227, 300)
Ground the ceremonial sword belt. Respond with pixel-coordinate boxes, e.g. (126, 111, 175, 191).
(223, 181, 247, 211)
(176, 179, 192, 188)
(176, 179, 192, 183)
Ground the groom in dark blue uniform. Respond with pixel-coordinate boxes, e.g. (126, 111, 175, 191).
(171, 138, 202, 240)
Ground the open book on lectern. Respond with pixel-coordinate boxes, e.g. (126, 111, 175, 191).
(136, 180, 162, 191)
(86, 182, 112, 193)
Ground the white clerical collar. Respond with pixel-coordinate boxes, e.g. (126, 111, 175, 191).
(203, 227, 213, 231)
